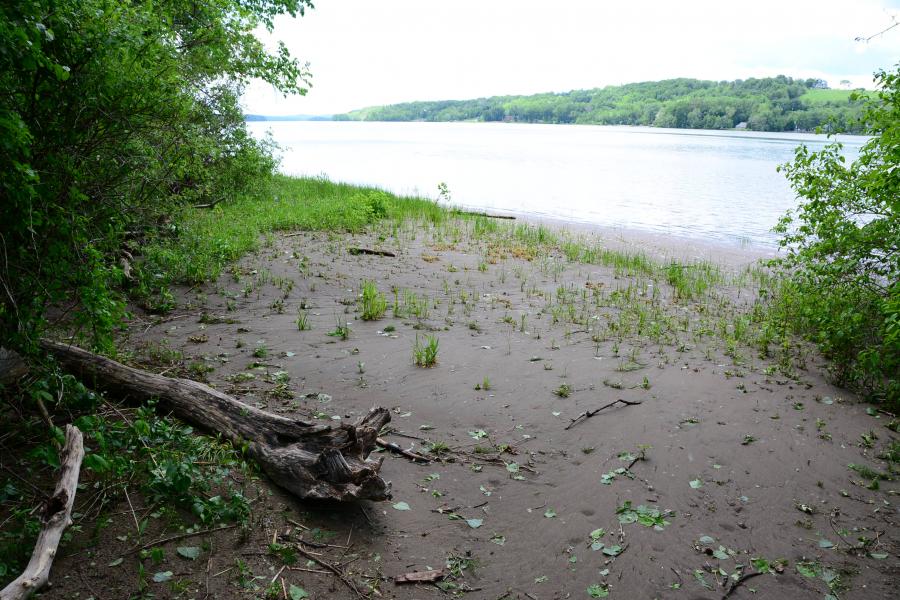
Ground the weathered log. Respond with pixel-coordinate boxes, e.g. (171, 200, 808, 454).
(41, 340, 391, 502)
(1, 425, 84, 600)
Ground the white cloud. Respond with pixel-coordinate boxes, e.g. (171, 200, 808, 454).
(241, 0, 900, 115)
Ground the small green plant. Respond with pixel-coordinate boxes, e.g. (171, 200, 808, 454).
(252, 345, 268, 359)
(413, 334, 439, 367)
(554, 383, 571, 398)
(616, 500, 672, 530)
(359, 280, 387, 320)
(327, 319, 351, 340)
(296, 309, 310, 330)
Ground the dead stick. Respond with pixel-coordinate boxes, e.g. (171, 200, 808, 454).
(376, 437, 430, 462)
(129, 523, 239, 554)
(295, 546, 363, 598)
(565, 399, 642, 430)
(1, 425, 84, 600)
(721, 571, 764, 600)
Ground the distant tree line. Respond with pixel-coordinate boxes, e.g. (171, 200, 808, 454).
(335, 76, 866, 133)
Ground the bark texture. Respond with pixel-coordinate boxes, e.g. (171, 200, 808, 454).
(0, 425, 84, 600)
(41, 340, 391, 502)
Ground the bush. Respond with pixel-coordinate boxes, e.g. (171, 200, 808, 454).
(0, 0, 311, 354)
(774, 64, 899, 407)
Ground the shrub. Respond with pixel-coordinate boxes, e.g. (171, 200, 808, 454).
(774, 64, 899, 407)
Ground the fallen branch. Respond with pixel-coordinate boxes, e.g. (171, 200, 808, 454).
(42, 339, 391, 502)
(376, 437, 430, 463)
(1, 425, 84, 600)
(565, 399, 643, 430)
(348, 247, 396, 257)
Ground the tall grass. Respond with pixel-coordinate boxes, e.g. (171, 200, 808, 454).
(140, 175, 449, 288)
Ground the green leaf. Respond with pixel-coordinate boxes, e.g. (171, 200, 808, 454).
(108, 557, 123, 567)
(177, 546, 201, 560)
(289, 584, 310, 600)
(602, 545, 623, 557)
(544, 508, 557, 518)
(152, 571, 173, 583)
(751, 557, 772, 573)
(818, 539, 834, 549)
(712, 547, 729, 560)
(689, 478, 703, 489)
(466, 518, 483, 529)
(587, 583, 609, 597)
(490, 533, 505, 545)
(589, 528, 605, 540)
(796, 562, 819, 578)
(869, 552, 888, 559)
(392, 501, 410, 511)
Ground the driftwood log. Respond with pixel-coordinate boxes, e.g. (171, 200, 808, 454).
(41, 340, 392, 502)
(0, 425, 84, 600)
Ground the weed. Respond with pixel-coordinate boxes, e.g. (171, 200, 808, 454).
(413, 334, 439, 367)
(327, 319, 351, 340)
(359, 280, 387, 320)
(554, 383, 571, 398)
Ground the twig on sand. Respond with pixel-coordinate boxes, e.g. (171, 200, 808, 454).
(565, 399, 643, 430)
(376, 437, 430, 462)
(129, 523, 239, 554)
(721, 571, 764, 599)
(295, 545, 364, 599)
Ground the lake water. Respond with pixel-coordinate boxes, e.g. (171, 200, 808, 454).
(247, 121, 865, 249)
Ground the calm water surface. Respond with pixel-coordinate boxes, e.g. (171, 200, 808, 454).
(248, 121, 865, 249)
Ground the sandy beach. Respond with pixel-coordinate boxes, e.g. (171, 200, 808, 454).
(48, 216, 897, 599)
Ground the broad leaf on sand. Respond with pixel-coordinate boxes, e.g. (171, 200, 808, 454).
(289, 584, 310, 600)
(177, 546, 201, 560)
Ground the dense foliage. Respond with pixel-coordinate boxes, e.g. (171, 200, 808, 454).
(774, 64, 899, 407)
(0, 0, 312, 354)
(335, 76, 865, 133)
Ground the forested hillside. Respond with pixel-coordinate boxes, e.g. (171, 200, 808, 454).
(335, 76, 866, 132)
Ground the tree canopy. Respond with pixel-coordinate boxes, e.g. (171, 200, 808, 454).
(336, 76, 866, 133)
(0, 0, 311, 353)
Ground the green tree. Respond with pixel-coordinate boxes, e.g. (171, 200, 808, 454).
(0, 0, 312, 354)
(775, 64, 899, 406)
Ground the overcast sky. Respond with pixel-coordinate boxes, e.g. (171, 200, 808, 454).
(242, 0, 900, 115)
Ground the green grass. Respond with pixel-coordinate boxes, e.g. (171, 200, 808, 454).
(359, 280, 387, 320)
(413, 334, 439, 367)
(140, 175, 451, 291)
(801, 88, 861, 105)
